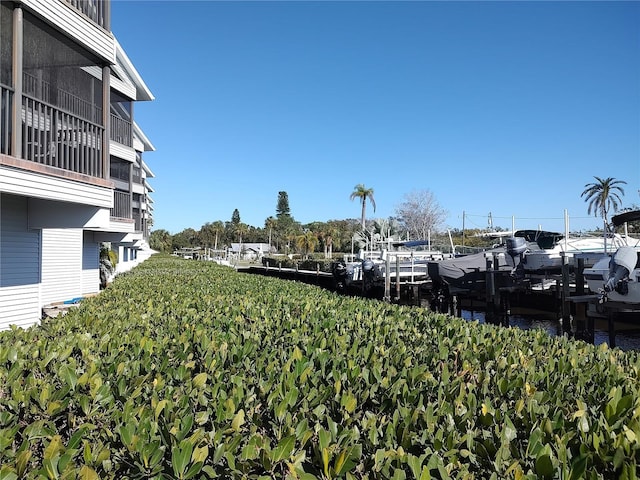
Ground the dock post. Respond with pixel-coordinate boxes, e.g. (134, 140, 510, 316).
(395, 255, 401, 301)
(575, 257, 586, 338)
(587, 312, 595, 344)
(554, 280, 561, 318)
(384, 256, 391, 302)
(608, 308, 616, 348)
(561, 253, 572, 335)
(492, 253, 501, 312)
(411, 252, 415, 283)
(485, 257, 494, 305)
(501, 292, 510, 327)
(485, 256, 500, 324)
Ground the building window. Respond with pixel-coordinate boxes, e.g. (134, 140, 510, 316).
(110, 158, 130, 182)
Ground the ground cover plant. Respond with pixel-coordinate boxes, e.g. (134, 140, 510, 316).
(1, 255, 639, 479)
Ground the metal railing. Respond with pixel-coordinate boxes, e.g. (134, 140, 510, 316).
(23, 72, 102, 123)
(21, 94, 104, 177)
(111, 190, 131, 219)
(23, 73, 50, 103)
(59, 89, 101, 124)
(0, 85, 11, 155)
(110, 113, 132, 146)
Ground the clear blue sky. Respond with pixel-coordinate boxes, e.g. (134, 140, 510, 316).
(111, 0, 640, 235)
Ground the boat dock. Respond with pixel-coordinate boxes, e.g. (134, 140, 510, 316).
(238, 262, 430, 300)
(238, 254, 640, 349)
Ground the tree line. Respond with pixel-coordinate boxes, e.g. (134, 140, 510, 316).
(149, 188, 460, 256)
(150, 177, 637, 256)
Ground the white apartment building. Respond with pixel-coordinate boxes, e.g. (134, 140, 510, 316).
(0, 0, 155, 329)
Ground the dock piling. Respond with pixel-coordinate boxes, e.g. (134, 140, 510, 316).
(384, 256, 391, 302)
(608, 310, 616, 348)
(395, 255, 401, 301)
(561, 253, 572, 335)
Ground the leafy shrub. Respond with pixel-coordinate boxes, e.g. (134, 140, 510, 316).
(262, 256, 335, 273)
(0, 255, 639, 479)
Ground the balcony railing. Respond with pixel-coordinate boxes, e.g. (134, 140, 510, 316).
(63, 0, 109, 29)
(23, 73, 49, 104)
(0, 85, 11, 155)
(111, 190, 131, 219)
(21, 94, 104, 177)
(23, 72, 103, 124)
(110, 114, 132, 146)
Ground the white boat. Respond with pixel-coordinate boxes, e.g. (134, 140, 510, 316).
(429, 227, 639, 295)
(584, 246, 640, 304)
(332, 240, 450, 295)
(583, 210, 640, 305)
(428, 246, 514, 294)
(517, 232, 635, 272)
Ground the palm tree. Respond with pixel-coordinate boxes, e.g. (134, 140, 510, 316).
(234, 222, 248, 262)
(296, 231, 318, 259)
(211, 220, 224, 251)
(265, 216, 277, 251)
(350, 184, 376, 231)
(235, 222, 248, 243)
(321, 226, 336, 259)
(581, 176, 626, 252)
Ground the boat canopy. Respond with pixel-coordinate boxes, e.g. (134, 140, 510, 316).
(612, 210, 640, 227)
(391, 240, 431, 248)
(514, 230, 563, 250)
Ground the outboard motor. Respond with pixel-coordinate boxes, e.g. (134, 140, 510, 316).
(332, 261, 348, 291)
(506, 236, 527, 278)
(362, 259, 376, 283)
(361, 259, 381, 295)
(604, 246, 637, 294)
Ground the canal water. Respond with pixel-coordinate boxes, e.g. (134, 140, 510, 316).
(458, 307, 640, 352)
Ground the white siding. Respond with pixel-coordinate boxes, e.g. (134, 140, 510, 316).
(21, 0, 115, 63)
(82, 233, 100, 296)
(41, 229, 83, 305)
(109, 141, 137, 162)
(110, 75, 137, 101)
(0, 195, 41, 330)
(0, 165, 113, 208)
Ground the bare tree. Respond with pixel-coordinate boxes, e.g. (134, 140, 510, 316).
(395, 189, 447, 240)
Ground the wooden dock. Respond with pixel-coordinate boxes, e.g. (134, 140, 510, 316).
(238, 264, 336, 290)
(238, 258, 640, 349)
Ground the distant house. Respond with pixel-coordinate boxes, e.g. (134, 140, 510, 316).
(229, 243, 276, 260)
(0, 0, 155, 329)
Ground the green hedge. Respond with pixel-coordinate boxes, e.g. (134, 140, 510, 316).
(1, 255, 639, 479)
(262, 256, 336, 273)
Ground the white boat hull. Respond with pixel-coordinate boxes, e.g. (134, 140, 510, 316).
(520, 235, 633, 272)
